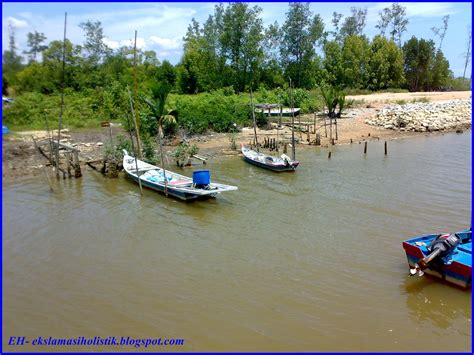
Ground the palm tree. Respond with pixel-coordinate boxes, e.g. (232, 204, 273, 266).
(143, 82, 176, 195)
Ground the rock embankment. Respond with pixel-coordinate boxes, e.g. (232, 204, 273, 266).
(365, 99, 471, 132)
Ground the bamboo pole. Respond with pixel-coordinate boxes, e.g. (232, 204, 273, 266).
(250, 89, 259, 152)
(127, 88, 143, 195)
(32, 136, 54, 192)
(289, 79, 296, 160)
(157, 120, 168, 196)
(55, 12, 67, 178)
(132, 30, 143, 158)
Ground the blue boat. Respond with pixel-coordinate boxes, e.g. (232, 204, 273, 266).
(402, 229, 472, 289)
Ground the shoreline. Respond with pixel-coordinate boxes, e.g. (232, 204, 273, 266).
(2, 91, 471, 181)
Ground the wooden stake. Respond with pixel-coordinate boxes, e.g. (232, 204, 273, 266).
(289, 79, 296, 160)
(66, 151, 71, 177)
(132, 30, 142, 158)
(250, 89, 259, 152)
(32, 136, 54, 192)
(364, 141, 367, 154)
(384, 141, 387, 155)
(328, 151, 332, 159)
(73, 150, 82, 178)
(127, 88, 143, 195)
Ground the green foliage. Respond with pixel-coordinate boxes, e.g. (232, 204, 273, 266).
(446, 77, 471, 91)
(280, 3, 325, 88)
(141, 133, 159, 165)
(320, 86, 346, 118)
(403, 36, 445, 91)
(368, 36, 405, 90)
(2, 91, 99, 129)
(171, 91, 251, 134)
(173, 142, 199, 167)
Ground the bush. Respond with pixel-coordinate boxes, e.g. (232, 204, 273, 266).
(3, 90, 106, 129)
(170, 91, 251, 134)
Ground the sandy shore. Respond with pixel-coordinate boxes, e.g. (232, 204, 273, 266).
(2, 91, 471, 180)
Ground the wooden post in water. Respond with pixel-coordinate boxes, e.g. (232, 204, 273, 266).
(32, 136, 54, 192)
(73, 150, 82, 178)
(65, 151, 71, 177)
(335, 118, 338, 140)
(328, 151, 332, 159)
(384, 141, 387, 155)
(315, 133, 321, 146)
(350, 138, 353, 144)
(364, 141, 367, 154)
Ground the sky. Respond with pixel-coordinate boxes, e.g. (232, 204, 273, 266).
(2, 2, 472, 77)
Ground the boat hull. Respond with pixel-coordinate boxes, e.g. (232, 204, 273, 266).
(122, 150, 236, 201)
(127, 173, 216, 201)
(402, 230, 472, 289)
(243, 155, 299, 172)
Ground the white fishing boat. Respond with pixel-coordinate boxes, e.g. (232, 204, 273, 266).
(122, 150, 238, 200)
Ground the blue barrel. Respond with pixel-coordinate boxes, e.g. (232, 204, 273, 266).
(2, 126, 9, 135)
(193, 170, 210, 186)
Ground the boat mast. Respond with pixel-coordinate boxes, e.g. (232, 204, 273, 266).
(250, 89, 259, 152)
(290, 79, 296, 160)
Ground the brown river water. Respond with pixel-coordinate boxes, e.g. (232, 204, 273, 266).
(2, 132, 471, 352)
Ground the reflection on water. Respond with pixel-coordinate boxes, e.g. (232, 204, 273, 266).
(403, 279, 471, 331)
(2, 132, 471, 352)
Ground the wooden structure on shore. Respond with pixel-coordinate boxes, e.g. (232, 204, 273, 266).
(33, 136, 82, 179)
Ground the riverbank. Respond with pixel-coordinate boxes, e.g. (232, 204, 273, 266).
(2, 91, 471, 181)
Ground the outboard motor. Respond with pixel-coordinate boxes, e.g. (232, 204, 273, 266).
(409, 233, 461, 276)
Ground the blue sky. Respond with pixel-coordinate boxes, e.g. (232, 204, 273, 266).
(2, 2, 472, 77)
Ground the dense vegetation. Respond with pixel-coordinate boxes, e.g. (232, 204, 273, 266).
(2, 2, 471, 134)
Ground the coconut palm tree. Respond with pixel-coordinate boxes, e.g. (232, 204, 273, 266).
(143, 82, 176, 195)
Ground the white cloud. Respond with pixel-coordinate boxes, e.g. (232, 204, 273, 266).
(368, 2, 457, 21)
(119, 37, 146, 50)
(149, 36, 182, 50)
(18, 12, 33, 20)
(103, 37, 119, 50)
(404, 2, 458, 18)
(6, 16, 28, 29)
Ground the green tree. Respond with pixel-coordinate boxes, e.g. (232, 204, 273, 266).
(431, 15, 449, 51)
(280, 2, 325, 88)
(340, 7, 368, 39)
(340, 35, 370, 89)
(220, 2, 264, 91)
(24, 31, 48, 62)
(403, 36, 435, 91)
(79, 20, 110, 65)
(3, 22, 23, 73)
(376, 3, 409, 47)
(390, 3, 409, 47)
(322, 40, 344, 87)
(367, 36, 405, 90)
(430, 50, 451, 90)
